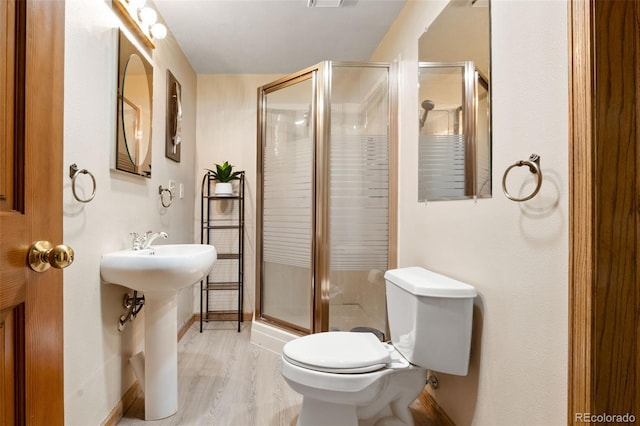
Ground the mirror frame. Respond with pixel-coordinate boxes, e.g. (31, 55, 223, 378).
(165, 70, 182, 163)
(115, 30, 153, 178)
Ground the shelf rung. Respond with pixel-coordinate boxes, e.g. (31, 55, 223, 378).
(203, 224, 241, 230)
(206, 195, 240, 200)
(203, 311, 242, 321)
(216, 253, 240, 260)
(205, 281, 240, 290)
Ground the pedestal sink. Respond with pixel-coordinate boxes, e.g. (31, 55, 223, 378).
(100, 244, 216, 420)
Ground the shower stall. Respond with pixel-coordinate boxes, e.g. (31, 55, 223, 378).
(256, 61, 395, 336)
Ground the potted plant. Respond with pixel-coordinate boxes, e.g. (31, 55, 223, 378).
(207, 161, 242, 195)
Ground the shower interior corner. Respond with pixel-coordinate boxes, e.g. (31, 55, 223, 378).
(256, 61, 393, 343)
(250, 267, 388, 353)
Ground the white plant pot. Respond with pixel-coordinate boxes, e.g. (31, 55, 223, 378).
(215, 182, 233, 195)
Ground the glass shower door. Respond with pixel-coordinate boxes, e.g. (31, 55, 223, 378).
(328, 64, 390, 334)
(259, 73, 315, 332)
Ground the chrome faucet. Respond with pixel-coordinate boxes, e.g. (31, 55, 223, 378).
(131, 232, 144, 250)
(141, 231, 168, 249)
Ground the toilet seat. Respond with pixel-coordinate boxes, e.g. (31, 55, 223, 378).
(283, 331, 395, 374)
(283, 356, 388, 374)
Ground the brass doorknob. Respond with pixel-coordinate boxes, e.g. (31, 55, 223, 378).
(28, 241, 75, 272)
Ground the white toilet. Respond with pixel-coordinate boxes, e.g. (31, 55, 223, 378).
(281, 266, 477, 426)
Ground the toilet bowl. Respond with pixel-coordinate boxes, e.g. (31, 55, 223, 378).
(282, 331, 427, 426)
(281, 267, 477, 426)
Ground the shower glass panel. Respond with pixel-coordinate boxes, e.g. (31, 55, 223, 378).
(328, 65, 389, 334)
(260, 74, 314, 332)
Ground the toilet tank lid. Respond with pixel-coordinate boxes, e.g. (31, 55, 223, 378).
(384, 267, 477, 298)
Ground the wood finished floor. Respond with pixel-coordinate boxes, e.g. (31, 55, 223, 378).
(118, 321, 302, 426)
(118, 321, 435, 426)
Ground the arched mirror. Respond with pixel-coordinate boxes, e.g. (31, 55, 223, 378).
(116, 30, 153, 177)
(418, 0, 490, 201)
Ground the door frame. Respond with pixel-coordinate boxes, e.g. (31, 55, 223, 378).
(568, 0, 638, 421)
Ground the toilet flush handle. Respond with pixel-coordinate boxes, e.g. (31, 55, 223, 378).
(427, 374, 439, 389)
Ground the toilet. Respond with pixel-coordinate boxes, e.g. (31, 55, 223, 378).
(281, 266, 477, 426)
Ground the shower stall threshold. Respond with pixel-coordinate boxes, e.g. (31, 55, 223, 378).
(250, 319, 299, 355)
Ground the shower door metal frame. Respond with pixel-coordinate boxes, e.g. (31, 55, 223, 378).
(256, 61, 397, 336)
(256, 64, 321, 335)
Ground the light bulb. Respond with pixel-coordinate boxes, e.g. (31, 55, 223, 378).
(150, 23, 167, 40)
(138, 7, 157, 26)
(128, 0, 146, 8)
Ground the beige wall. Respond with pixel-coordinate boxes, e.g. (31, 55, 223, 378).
(372, 0, 568, 424)
(62, 0, 197, 424)
(194, 74, 283, 316)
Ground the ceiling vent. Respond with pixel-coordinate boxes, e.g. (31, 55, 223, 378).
(307, 0, 344, 7)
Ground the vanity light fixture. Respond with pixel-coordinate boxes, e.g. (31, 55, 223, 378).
(137, 7, 157, 27)
(150, 22, 167, 39)
(113, 0, 167, 49)
(135, 4, 167, 40)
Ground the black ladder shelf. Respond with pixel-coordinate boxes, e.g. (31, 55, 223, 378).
(200, 171, 245, 332)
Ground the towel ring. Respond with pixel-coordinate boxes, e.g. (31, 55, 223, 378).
(502, 154, 543, 202)
(159, 186, 173, 208)
(69, 163, 96, 203)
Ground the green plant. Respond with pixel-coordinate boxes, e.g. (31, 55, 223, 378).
(206, 161, 242, 183)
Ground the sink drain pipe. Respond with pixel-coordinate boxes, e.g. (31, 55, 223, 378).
(118, 291, 145, 331)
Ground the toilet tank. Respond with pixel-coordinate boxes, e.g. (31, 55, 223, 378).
(384, 267, 477, 376)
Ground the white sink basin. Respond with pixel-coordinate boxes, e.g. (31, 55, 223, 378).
(100, 243, 217, 420)
(100, 244, 216, 294)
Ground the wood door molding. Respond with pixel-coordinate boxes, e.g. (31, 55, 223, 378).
(568, 0, 638, 421)
(1, 307, 24, 426)
(568, 0, 595, 417)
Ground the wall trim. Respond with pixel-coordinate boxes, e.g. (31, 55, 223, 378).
(177, 314, 196, 341)
(409, 387, 455, 426)
(100, 381, 142, 426)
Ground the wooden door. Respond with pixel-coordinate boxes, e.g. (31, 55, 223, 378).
(569, 0, 639, 421)
(1, 0, 66, 424)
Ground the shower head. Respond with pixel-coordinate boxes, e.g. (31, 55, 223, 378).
(419, 99, 435, 129)
(421, 99, 435, 111)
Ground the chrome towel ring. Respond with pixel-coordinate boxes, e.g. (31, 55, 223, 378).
(159, 185, 173, 208)
(69, 163, 96, 203)
(502, 154, 543, 202)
